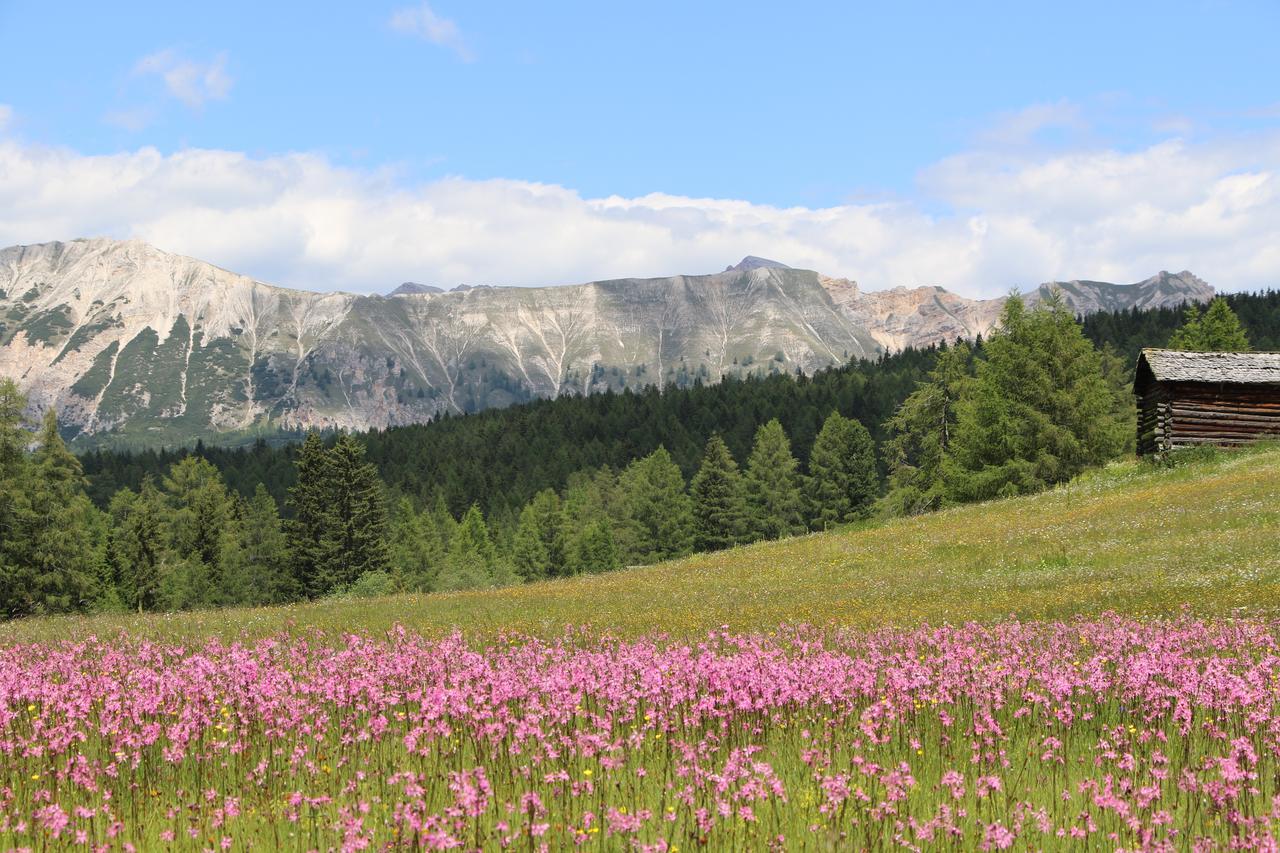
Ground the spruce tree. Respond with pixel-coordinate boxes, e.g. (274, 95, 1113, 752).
(743, 419, 805, 541)
(322, 435, 391, 591)
(285, 433, 334, 598)
(428, 493, 458, 552)
(113, 480, 166, 612)
(1168, 297, 1251, 351)
(807, 412, 877, 528)
(617, 447, 694, 563)
(946, 292, 1125, 502)
(689, 434, 747, 551)
(528, 489, 570, 576)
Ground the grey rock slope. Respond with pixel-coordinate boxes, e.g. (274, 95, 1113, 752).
(0, 239, 1212, 445)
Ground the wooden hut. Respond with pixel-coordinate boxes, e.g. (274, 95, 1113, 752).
(1134, 348, 1280, 455)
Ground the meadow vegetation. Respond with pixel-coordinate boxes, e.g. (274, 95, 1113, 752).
(3, 442, 1276, 646)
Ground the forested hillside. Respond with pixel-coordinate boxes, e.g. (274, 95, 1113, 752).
(80, 289, 1279, 516)
(0, 290, 1271, 617)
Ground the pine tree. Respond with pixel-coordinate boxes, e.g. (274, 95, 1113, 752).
(742, 419, 805, 541)
(689, 434, 747, 551)
(617, 447, 694, 563)
(807, 412, 877, 528)
(946, 292, 1125, 502)
(221, 485, 296, 606)
(1168, 298, 1251, 351)
(882, 341, 974, 516)
(388, 497, 443, 592)
(569, 519, 620, 574)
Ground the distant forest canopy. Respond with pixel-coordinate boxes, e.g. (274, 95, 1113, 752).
(79, 289, 1280, 517)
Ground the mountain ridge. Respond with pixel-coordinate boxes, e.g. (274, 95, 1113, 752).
(0, 238, 1213, 445)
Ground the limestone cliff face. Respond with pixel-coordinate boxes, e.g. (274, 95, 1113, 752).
(0, 239, 1212, 445)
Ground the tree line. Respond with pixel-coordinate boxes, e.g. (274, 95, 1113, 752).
(0, 291, 1266, 616)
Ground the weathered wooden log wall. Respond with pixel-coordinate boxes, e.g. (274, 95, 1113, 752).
(1138, 381, 1280, 453)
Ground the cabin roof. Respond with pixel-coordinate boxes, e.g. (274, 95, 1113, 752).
(1136, 348, 1280, 389)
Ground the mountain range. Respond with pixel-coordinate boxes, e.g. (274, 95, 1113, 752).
(0, 238, 1212, 446)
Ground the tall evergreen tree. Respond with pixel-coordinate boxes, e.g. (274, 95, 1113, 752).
(807, 412, 877, 528)
(221, 485, 296, 606)
(427, 493, 458, 553)
(527, 489, 573, 573)
(112, 480, 166, 612)
(0, 381, 29, 615)
(162, 456, 235, 599)
(285, 433, 334, 598)
(388, 497, 443, 592)
(511, 502, 551, 582)
(569, 519, 620, 574)
(437, 504, 496, 590)
(617, 447, 694, 564)
(743, 419, 805, 541)
(1168, 297, 1251, 351)
(946, 293, 1125, 502)
(12, 410, 99, 614)
(882, 341, 974, 516)
(321, 435, 391, 591)
(689, 434, 747, 551)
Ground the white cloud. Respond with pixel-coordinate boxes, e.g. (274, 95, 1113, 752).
(133, 49, 233, 109)
(390, 3, 473, 61)
(977, 100, 1087, 146)
(0, 130, 1277, 298)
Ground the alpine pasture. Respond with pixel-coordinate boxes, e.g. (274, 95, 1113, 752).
(1, 448, 1278, 849)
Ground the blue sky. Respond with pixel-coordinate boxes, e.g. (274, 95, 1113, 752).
(1, 1, 1278, 295)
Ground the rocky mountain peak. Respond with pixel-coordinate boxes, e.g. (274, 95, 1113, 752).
(0, 237, 1215, 446)
(725, 256, 792, 273)
(388, 282, 443, 297)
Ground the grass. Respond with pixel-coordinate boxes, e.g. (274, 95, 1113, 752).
(5, 444, 1278, 646)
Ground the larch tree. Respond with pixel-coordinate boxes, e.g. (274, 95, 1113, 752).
(1168, 298, 1251, 352)
(945, 292, 1125, 502)
(882, 341, 974, 517)
(617, 447, 694, 564)
(388, 497, 443, 592)
(742, 419, 805, 541)
(437, 504, 497, 591)
(221, 485, 296, 606)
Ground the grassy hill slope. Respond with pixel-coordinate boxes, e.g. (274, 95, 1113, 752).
(4, 446, 1278, 644)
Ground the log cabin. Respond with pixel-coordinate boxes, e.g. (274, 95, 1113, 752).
(1134, 348, 1280, 455)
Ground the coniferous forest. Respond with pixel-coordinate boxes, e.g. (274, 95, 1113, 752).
(0, 291, 1273, 616)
